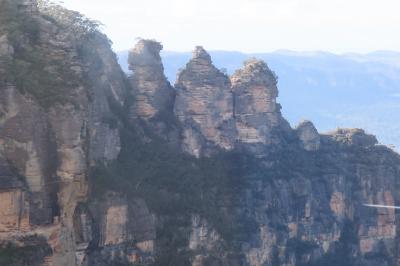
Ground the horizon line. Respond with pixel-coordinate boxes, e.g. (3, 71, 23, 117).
(116, 48, 400, 56)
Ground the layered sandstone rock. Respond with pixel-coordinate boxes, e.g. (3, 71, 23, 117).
(173, 50, 294, 156)
(87, 194, 157, 266)
(174, 46, 236, 157)
(189, 215, 236, 266)
(128, 39, 174, 120)
(0, 189, 29, 232)
(0, 2, 127, 265)
(0, 86, 56, 225)
(103, 200, 128, 246)
(1, 3, 400, 266)
(231, 58, 291, 145)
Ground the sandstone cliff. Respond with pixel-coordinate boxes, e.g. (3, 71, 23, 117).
(128, 39, 174, 121)
(0, 2, 400, 266)
(0, 0, 127, 264)
(231, 58, 291, 146)
(174, 46, 236, 157)
(173, 48, 292, 157)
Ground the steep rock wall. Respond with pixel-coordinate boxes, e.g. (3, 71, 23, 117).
(231, 58, 291, 145)
(174, 46, 236, 157)
(0, 1, 128, 265)
(0, 3, 400, 266)
(128, 39, 174, 121)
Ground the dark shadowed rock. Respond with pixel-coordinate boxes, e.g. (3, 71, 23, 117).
(296, 120, 321, 151)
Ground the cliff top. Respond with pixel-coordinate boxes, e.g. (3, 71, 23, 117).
(325, 128, 378, 147)
(128, 39, 163, 69)
(192, 46, 212, 62)
(231, 58, 278, 97)
(176, 46, 229, 87)
(296, 120, 319, 135)
(133, 39, 163, 55)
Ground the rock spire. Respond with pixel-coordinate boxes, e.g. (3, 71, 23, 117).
(128, 39, 174, 120)
(174, 46, 236, 157)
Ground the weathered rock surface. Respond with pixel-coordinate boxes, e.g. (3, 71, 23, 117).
(87, 194, 156, 266)
(174, 46, 236, 157)
(0, 1, 127, 265)
(327, 128, 378, 147)
(231, 58, 291, 146)
(128, 39, 174, 121)
(1, 2, 400, 266)
(174, 51, 292, 156)
(296, 120, 321, 151)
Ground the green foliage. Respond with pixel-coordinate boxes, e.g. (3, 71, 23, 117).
(89, 123, 265, 263)
(0, 236, 51, 266)
(286, 239, 318, 261)
(0, 1, 18, 31)
(0, 0, 108, 109)
(91, 127, 247, 216)
(7, 51, 80, 108)
(0, 1, 72, 108)
(38, 0, 103, 35)
(101, 114, 119, 129)
(306, 220, 358, 266)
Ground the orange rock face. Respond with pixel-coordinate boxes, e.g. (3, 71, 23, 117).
(174, 46, 236, 157)
(128, 40, 174, 120)
(0, 189, 29, 232)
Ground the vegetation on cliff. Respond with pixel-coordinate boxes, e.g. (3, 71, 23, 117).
(1, 2, 400, 266)
(90, 122, 257, 264)
(0, 236, 51, 266)
(0, 0, 109, 108)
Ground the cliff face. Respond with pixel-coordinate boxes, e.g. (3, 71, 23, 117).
(232, 59, 291, 146)
(295, 120, 321, 151)
(128, 39, 174, 121)
(175, 46, 236, 157)
(174, 48, 292, 157)
(0, 2, 400, 266)
(0, 1, 127, 265)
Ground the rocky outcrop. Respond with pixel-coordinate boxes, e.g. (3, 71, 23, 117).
(327, 128, 378, 147)
(1, 2, 400, 266)
(0, 189, 29, 232)
(189, 215, 222, 257)
(87, 194, 156, 266)
(174, 46, 236, 157)
(128, 39, 174, 121)
(231, 58, 291, 145)
(0, 1, 128, 265)
(296, 120, 321, 151)
(174, 51, 292, 157)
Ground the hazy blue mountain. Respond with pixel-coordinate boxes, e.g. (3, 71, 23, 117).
(117, 50, 400, 150)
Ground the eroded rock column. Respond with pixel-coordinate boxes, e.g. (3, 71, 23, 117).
(231, 58, 291, 145)
(174, 46, 236, 157)
(128, 39, 174, 120)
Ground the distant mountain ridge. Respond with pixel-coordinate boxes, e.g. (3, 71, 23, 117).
(118, 49, 400, 150)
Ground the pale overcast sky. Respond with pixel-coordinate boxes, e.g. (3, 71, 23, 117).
(60, 0, 400, 53)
